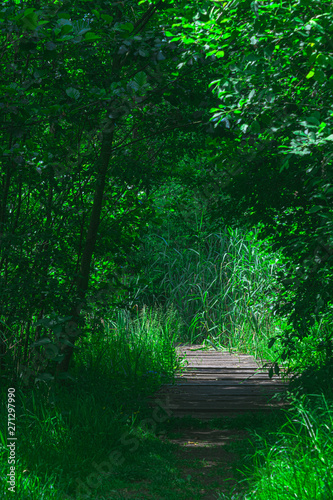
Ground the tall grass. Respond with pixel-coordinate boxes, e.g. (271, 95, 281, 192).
(78, 306, 181, 382)
(0, 307, 181, 499)
(239, 394, 333, 500)
(135, 226, 288, 359)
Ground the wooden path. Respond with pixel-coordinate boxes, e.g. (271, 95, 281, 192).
(148, 345, 289, 420)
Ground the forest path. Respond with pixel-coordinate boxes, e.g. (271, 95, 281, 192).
(124, 345, 289, 499)
(109, 346, 290, 499)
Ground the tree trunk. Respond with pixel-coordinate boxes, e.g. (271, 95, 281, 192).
(56, 122, 115, 375)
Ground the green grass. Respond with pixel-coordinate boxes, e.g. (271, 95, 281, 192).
(237, 394, 333, 500)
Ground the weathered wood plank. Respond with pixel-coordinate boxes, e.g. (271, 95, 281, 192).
(179, 368, 280, 373)
(148, 400, 288, 414)
(154, 387, 285, 396)
(150, 403, 284, 413)
(172, 380, 287, 386)
(176, 374, 284, 380)
(163, 398, 286, 407)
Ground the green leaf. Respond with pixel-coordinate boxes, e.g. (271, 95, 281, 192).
(61, 25, 73, 35)
(308, 206, 323, 213)
(120, 22, 134, 32)
(316, 54, 329, 66)
(314, 68, 326, 83)
(305, 116, 320, 126)
(139, 49, 149, 57)
(30, 337, 52, 347)
(101, 14, 113, 23)
(58, 12, 71, 19)
(306, 70, 315, 79)
(268, 337, 276, 348)
(57, 372, 76, 380)
(249, 120, 260, 133)
(21, 12, 38, 30)
(279, 159, 288, 173)
(127, 81, 140, 93)
(216, 50, 224, 58)
(84, 32, 100, 41)
(62, 339, 76, 347)
(35, 373, 54, 382)
(66, 87, 80, 100)
(134, 71, 147, 87)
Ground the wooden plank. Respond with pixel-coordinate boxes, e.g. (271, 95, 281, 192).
(180, 358, 267, 362)
(167, 411, 286, 416)
(159, 401, 288, 410)
(155, 392, 286, 400)
(156, 398, 286, 407)
(178, 368, 280, 372)
(178, 351, 262, 357)
(149, 401, 288, 412)
(174, 386, 285, 392)
(178, 359, 281, 365)
(176, 374, 284, 380)
(177, 356, 260, 361)
(169, 408, 286, 419)
(172, 380, 287, 386)
(177, 369, 286, 376)
(178, 350, 260, 355)
(178, 364, 272, 369)
(155, 387, 285, 396)
(154, 393, 285, 400)
(159, 382, 287, 389)
(178, 366, 268, 370)
(180, 361, 265, 366)
(177, 351, 263, 359)
(150, 394, 284, 402)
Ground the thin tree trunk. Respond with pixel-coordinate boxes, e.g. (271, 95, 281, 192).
(56, 123, 115, 375)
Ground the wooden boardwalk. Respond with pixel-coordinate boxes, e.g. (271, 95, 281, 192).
(148, 345, 289, 420)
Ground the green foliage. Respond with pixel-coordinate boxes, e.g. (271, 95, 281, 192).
(0, 0, 218, 380)
(155, 0, 333, 363)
